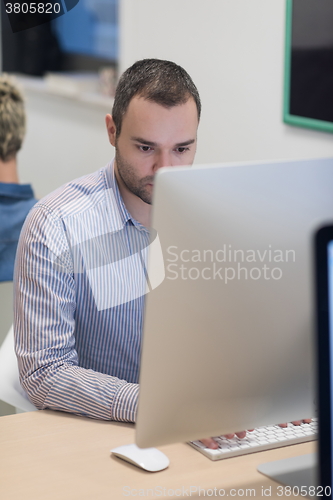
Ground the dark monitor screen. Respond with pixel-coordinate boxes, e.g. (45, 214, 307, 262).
(54, 0, 118, 62)
(316, 226, 333, 497)
(0, 0, 118, 76)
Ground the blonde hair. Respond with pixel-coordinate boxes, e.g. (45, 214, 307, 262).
(0, 74, 26, 162)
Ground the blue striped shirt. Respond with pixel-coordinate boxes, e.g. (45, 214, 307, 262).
(14, 161, 151, 421)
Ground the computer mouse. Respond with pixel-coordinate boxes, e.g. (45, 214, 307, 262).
(110, 443, 170, 472)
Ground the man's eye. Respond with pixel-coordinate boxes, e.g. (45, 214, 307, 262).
(139, 146, 152, 152)
(176, 147, 190, 154)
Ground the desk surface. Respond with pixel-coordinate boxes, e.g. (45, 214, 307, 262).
(0, 410, 316, 500)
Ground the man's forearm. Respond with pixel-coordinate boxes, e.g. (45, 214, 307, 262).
(19, 360, 139, 421)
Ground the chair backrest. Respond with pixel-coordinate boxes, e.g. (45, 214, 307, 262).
(0, 281, 14, 345)
(0, 325, 36, 411)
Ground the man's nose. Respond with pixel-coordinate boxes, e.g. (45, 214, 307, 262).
(154, 151, 173, 171)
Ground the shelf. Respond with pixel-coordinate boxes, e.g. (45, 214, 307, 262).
(14, 74, 114, 109)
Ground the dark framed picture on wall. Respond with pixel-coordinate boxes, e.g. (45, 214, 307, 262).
(284, 0, 333, 133)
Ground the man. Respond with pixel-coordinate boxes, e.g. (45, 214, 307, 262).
(0, 75, 36, 282)
(14, 59, 308, 449)
(14, 59, 200, 423)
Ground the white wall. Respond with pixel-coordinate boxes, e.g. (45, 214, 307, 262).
(18, 90, 114, 199)
(120, 0, 333, 165)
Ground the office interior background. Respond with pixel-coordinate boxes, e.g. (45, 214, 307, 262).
(0, 0, 332, 416)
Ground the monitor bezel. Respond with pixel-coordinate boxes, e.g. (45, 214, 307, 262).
(315, 225, 333, 493)
(283, 0, 333, 134)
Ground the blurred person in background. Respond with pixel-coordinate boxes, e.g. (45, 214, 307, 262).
(0, 75, 36, 282)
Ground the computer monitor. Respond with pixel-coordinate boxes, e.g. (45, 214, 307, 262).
(257, 222, 333, 494)
(136, 157, 333, 450)
(316, 225, 333, 496)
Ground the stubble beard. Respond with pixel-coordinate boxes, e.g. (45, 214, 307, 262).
(115, 148, 153, 205)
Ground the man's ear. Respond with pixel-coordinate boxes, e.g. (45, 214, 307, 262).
(105, 114, 117, 147)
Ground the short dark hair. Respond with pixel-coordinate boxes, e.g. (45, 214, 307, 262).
(0, 74, 26, 162)
(112, 59, 201, 137)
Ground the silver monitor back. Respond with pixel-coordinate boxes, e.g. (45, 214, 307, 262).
(136, 157, 333, 448)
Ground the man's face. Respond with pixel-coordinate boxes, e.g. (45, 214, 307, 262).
(106, 95, 199, 205)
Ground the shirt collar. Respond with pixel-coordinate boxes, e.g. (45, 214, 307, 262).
(0, 182, 35, 200)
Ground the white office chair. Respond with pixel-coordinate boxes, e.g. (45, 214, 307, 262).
(0, 325, 37, 412)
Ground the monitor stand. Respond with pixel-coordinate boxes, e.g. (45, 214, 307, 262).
(258, 453, 317, 494)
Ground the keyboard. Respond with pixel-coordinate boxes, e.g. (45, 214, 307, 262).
(189, 420, 318, 461)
